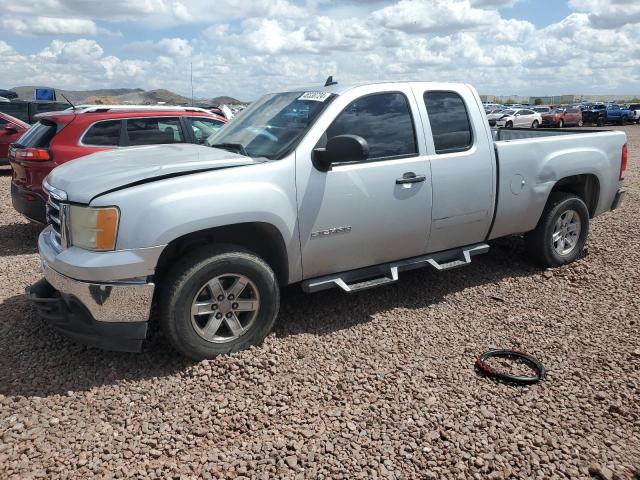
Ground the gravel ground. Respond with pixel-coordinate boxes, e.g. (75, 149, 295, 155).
(1, 127, 639, 479)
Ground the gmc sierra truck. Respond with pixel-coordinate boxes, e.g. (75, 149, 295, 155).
(28, 81, 627, 360)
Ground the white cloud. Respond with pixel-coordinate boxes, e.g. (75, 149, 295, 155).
(372, 0, 500, 33)
(569, 0, 640, 29)
(3, 0, 308, 27)
(1, 17, 98, 35)
(128, 37, 193, 57)
(2, 0, 640, 100)
(470, 0, 517, 6)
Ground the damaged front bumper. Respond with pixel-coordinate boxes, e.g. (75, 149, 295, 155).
(26, 260, 155, 353)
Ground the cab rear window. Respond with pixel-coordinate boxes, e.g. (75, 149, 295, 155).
(15, 120, 58, 148)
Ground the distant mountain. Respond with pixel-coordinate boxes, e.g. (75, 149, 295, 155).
(11, 86, 244, 106)
(209, 95, 245, 105)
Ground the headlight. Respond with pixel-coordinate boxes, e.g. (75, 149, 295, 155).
(69, 205, 120, 251)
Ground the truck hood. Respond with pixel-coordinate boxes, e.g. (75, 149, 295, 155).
(46, 143, 264, 203)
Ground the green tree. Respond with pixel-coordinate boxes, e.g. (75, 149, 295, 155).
(534, 98, 543, 105)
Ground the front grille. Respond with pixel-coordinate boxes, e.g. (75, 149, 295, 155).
(46, 196, 64, 249)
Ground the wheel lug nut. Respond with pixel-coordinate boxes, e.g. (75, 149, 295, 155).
(228, 294, 235, 300)
(217, 295, 224, 301)
(211, 304, 218, 310)
(232, 303, 238, 309)
(226, 312, 233, 318)
(215, 313, 223, 319)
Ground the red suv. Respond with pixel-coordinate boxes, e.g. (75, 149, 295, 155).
(0, 113, 29, 165)
(10, 106, 226, 223)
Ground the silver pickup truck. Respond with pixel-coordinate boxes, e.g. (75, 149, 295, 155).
(28, 81, 627, 359)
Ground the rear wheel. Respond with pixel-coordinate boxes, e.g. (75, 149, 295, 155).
(159, 246, 280, 360)
(525, 192, 589, 268)
(597, 117, 604, 127)
(578, 120, 583, 127)
(620, 116, 628, 125)
(558, 119, 564, 128)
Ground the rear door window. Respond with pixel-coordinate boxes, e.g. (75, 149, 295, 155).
(423, 91, 473, 154)
(187, 117, 225, 144)
(125, 117, 185, 146)
(81, 120, 122, 146)
(15, 120, 57, 148)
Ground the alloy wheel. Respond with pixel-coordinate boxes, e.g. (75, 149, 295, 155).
(190, 274, 260, 343)
(552, 209, 581, 256)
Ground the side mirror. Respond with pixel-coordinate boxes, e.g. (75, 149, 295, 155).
(312, 134, 369, 172)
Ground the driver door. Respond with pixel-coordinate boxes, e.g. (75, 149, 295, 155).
(296, 89, 432, 278)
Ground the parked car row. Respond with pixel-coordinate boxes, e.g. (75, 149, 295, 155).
(8, 105, 226, 223)
(485, 102, 639, 128)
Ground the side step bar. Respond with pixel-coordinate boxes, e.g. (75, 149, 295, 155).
(301, 243, 489, 293)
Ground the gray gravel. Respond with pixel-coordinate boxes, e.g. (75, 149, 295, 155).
(1, 126, 639, 479)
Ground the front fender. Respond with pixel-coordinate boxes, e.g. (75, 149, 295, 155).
(91, 160, 302, 282)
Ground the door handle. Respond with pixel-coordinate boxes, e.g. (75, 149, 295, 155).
(396, 172, 426, 184)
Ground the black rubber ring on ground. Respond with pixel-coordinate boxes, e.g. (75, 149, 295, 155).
(475, 349, 546, 385)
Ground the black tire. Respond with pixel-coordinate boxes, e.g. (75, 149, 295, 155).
(525, 192, 590, 268)
(620, 116, 628, 125)
(158, 245, 280, 360)
(597, 117, 604, 127)
(531, 120, 539, 129)
(505, 121, 513, 129)
(558, 119, 564, 128)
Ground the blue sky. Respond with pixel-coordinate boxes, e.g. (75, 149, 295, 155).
(1, 0, 638, 100)
(501, 0, 572, 27)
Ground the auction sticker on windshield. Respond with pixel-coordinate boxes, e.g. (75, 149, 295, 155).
(298, 92, 332, 102)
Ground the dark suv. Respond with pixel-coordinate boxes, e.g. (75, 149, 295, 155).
(10, 106, 227, 222)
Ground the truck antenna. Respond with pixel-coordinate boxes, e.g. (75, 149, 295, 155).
(324, 76, 338, 87)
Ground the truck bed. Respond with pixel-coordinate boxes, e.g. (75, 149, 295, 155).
(488, 127, 626, 240)
(491, 127, 608, 142)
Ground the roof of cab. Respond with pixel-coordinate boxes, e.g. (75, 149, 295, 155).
(272, 80, 471, 96)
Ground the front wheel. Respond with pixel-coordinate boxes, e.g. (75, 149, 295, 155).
(597, 117, 604, 126)
(505, 121, 513, 129)
(578, 120, 583, 127)
(159, 246, 280, 360)
(558, 119, 564, 128)
(525, 192, 589, 268)
(531, 120, 539, 129)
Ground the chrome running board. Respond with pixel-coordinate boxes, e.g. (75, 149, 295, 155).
(301, 243, 489, 293)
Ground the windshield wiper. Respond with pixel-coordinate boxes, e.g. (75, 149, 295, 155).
(209, 142, 249, 157)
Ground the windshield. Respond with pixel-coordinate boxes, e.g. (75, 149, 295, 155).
(501, 109, 515, 115)
(206, 91, 336, 160)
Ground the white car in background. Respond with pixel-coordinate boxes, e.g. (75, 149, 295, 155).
(494, 108, 542, 128)
(628, 103, 640, 124)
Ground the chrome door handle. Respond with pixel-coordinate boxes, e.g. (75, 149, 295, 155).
(396, 172, 426, 184)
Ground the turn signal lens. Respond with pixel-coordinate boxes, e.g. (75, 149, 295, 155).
(620, 143, 628, 181)
(69, 206, 120, 251)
